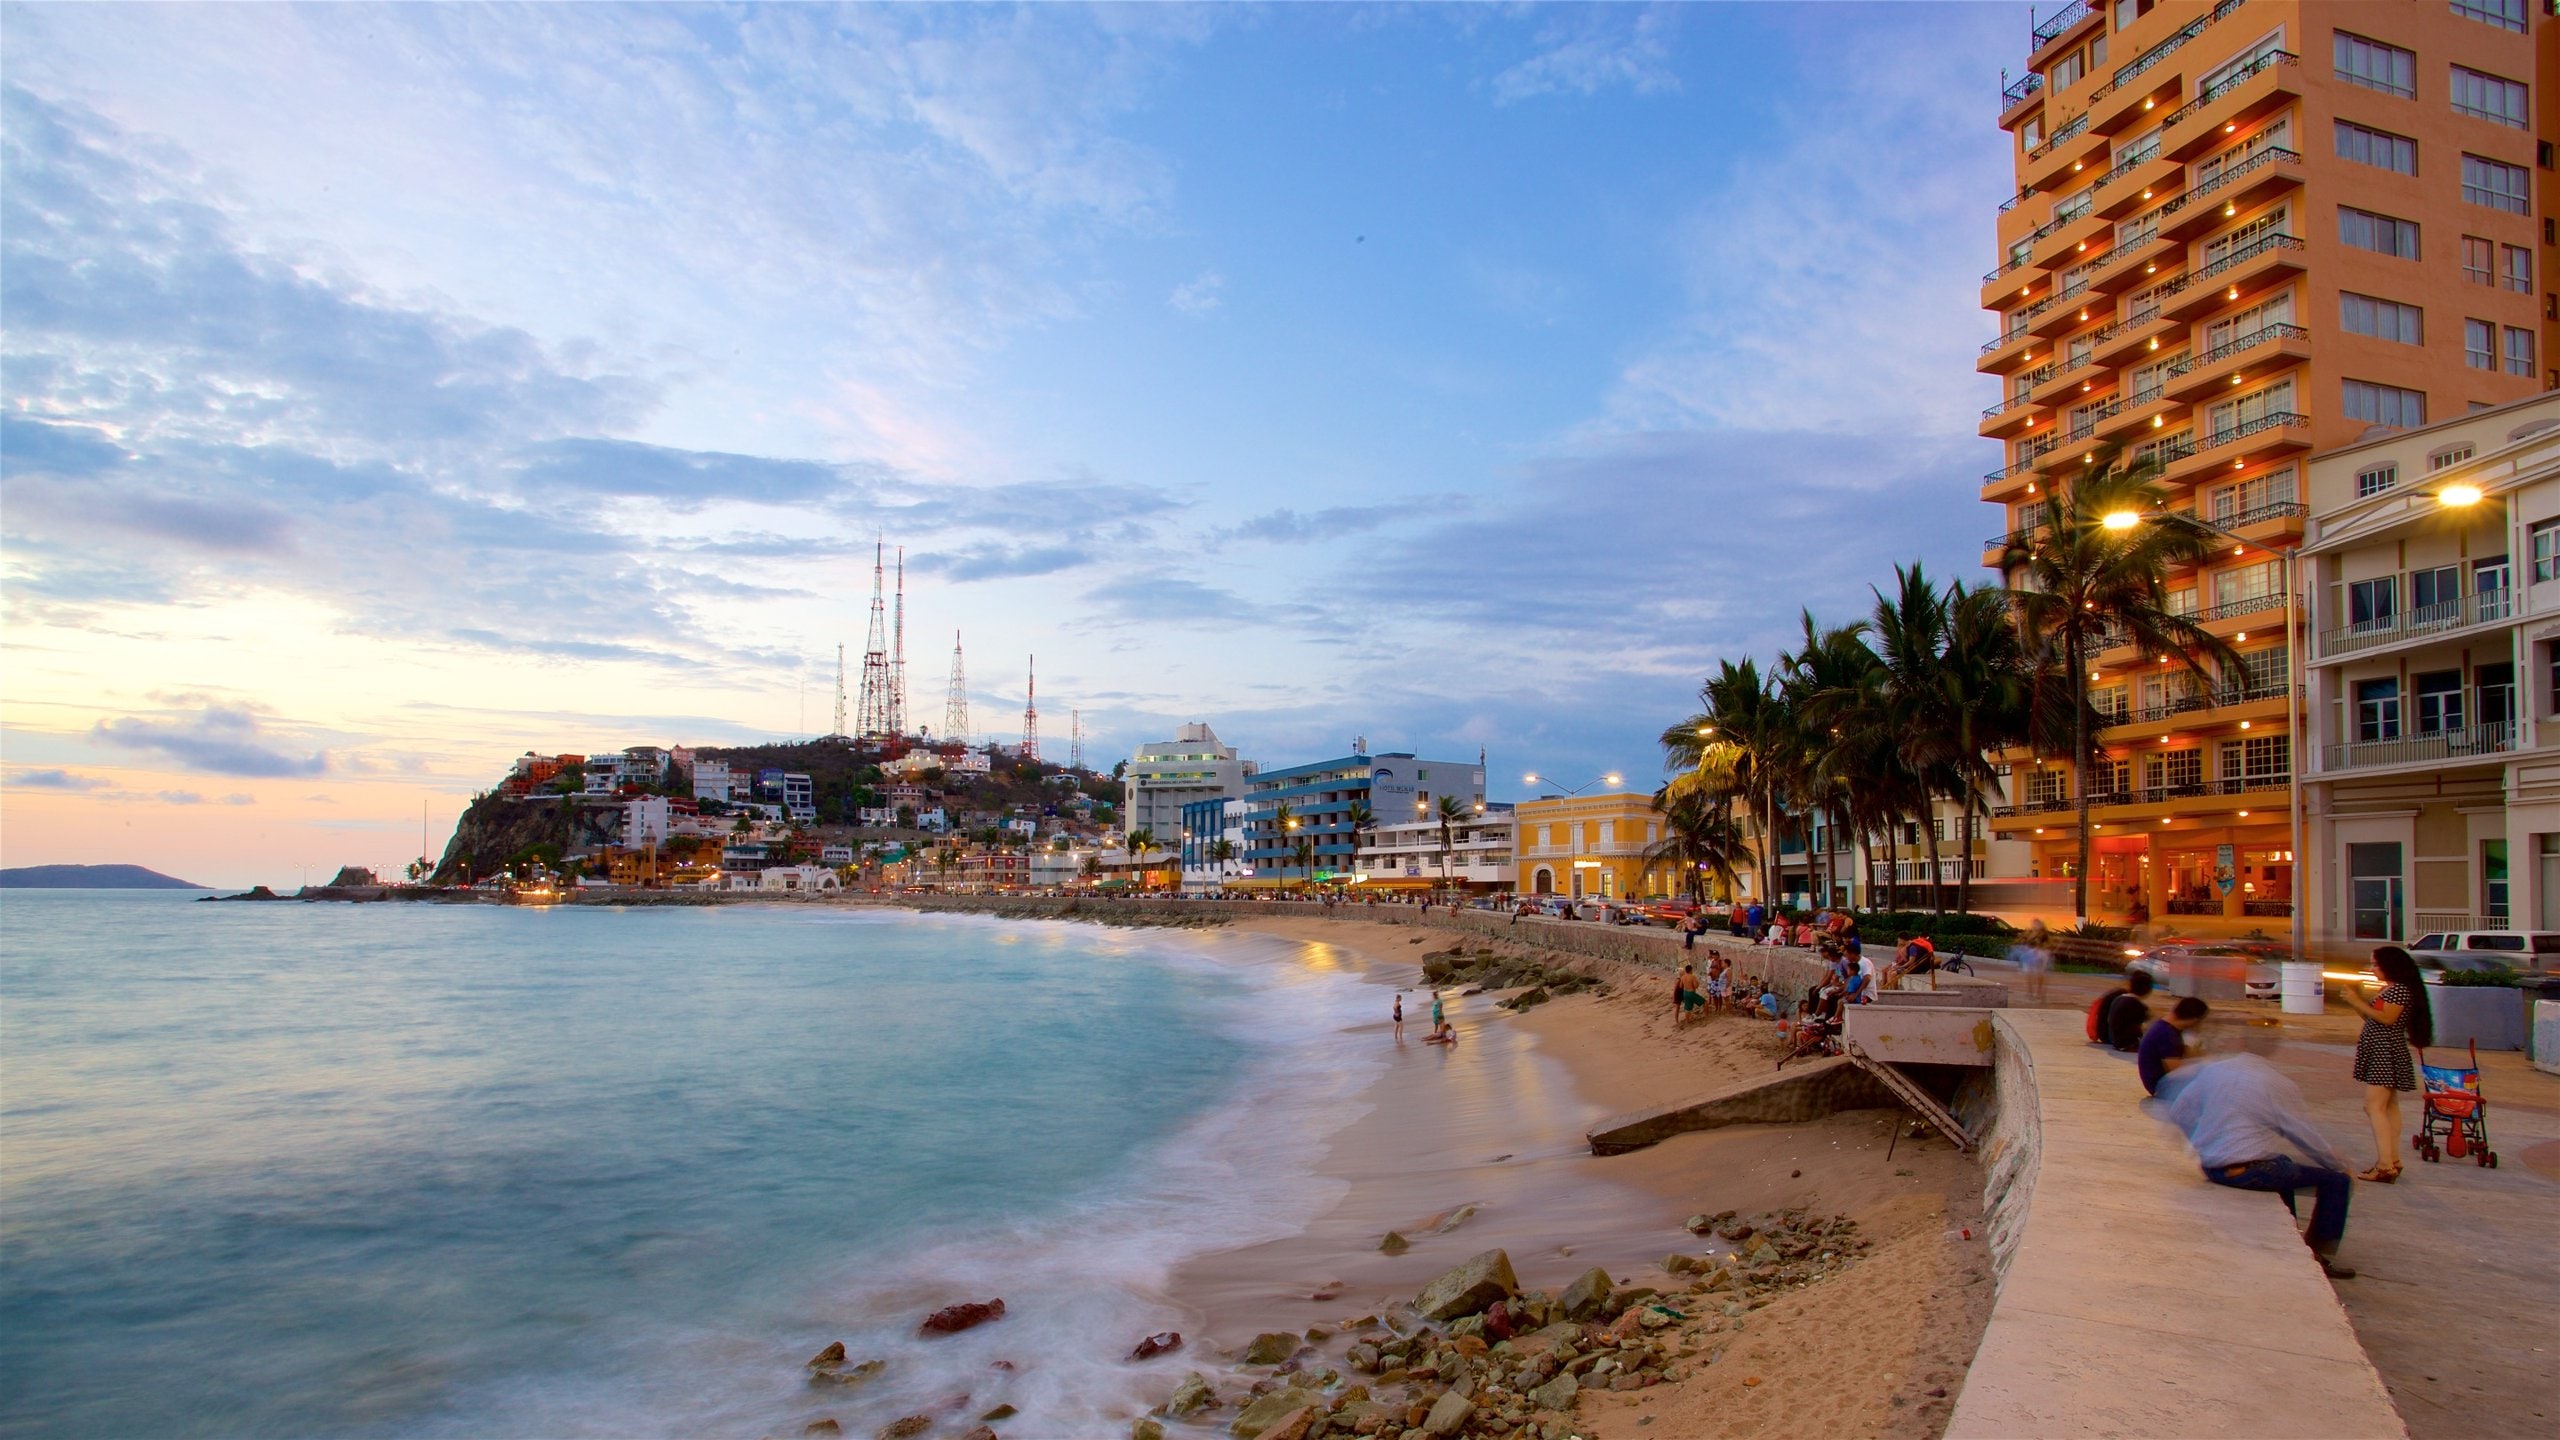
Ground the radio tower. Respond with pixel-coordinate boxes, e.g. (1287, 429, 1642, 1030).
(942, 631, 969, 746)
(890, 547, 908, 735)
(1069, 709, 1084, 770)
(832, 643, 847, 739)
(855, 539, 896, 739)
(1021, 654, 1039, 762)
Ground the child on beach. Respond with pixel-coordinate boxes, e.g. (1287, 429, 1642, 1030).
(1394, 993, 1405, 1041)
(1431, 991, 1446, 1033)
(1674, 961, 1703, 1028)
(1706, 951, 1731, 1010)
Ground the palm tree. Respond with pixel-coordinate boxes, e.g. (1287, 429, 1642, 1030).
(1079, 852, 1102, 886)
(1870, 563, 1960, 913)
(1208, 837, 1236, 885)
(1434, 794, 1468, 897)
(1344, 801, 1375, 883)
(1271, 801, 1310, 893)
(1664, 659, 1792, 911)
(1126, 827, 1158, 893)
(2000, 455, 2242, 924)
(1645, 785, 1749, 901)
(1780, 612, 1884, 911)
(1939, 580, 2037, 915)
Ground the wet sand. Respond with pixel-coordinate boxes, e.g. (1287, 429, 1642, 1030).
(1168, 916, 1996, 1438)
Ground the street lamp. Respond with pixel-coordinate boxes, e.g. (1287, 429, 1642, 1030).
(1523, 771, 1623, 797)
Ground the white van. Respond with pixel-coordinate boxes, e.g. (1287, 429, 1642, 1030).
(2406, 931, 2560, 974)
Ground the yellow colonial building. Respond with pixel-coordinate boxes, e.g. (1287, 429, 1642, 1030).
(1514, 791, 1664, 900)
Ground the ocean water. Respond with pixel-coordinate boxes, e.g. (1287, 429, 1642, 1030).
(0, 894, 1383, 1439)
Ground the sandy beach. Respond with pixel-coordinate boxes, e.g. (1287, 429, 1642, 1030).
(1159, 914, 1996, 1439)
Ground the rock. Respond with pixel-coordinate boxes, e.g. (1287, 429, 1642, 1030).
(1130, 1332, 1182, 1361)
(804, 1424, 841, 1437)
(1166, 1373, 1216, 1417)
(1257, 1407, 1318, 1440)
(1379, 1232, 1411, 1255)
(810, 1360, 886, 1389)
(1421, 1392, 1475, 1436)
(1303, 1327, 1328, 1343)
(1684, 1214, 1711, 1234)
(877, 1418, 930, 1440)
(980, 1404, 1018, 1421)
(1662, 1253, 1699, 1275)
(921, 1299, 1006, 1335)
(1232, 1389, 1321, 1438)
(1558, 1267, 1614, 1322)
(1348, 1343, 1381, 1374)
(1433, 1205, 1479, 1234)
(1415, 1249, 1520, 1321)
(1132, 1418, 1166, 1440)
(1242, 1332, 1300, 1365)
(960, 1430, 997, 1440)
(1749, 1244, 1780, 1266)
(808, 1341, 847, 1369)
(1482, 1300, 1519, 1342)
(1529, 1373, 1579, 1412)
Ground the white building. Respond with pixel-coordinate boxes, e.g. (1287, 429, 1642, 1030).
(693, 760, 741, 804)
(1354, 805, 1515, 891)
(724, 864, 840, 893)
(1126, 723, 1255, 846)
(782, 772, 815, 822)
(2303, 397, 2560, 943)
(584, 751, 625, 795)
(622, 795, 672, 848)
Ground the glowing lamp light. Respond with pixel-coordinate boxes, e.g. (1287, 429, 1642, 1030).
(2152, 415, 2164, 428)
(2142, 189, 2153, 199)
(2144, 98, 2155, 110)
(2085, 452, 2094, 462)
(2102, 510, 2141, 531)
(2239, 720, 2251, 730)
(2074, 161, 2083, 171)
(2439, 484, 2485, 507)
(2239, 810, 2251, 818)
(2078, 241, 2088, 252)
(2227, 286, 2239, 299)
(2225, 122, 2236, 133)
(2148, 336, 2159, 349)
(2145, 263, 2156, 273)
(2235, 632, 2247, 641)
(2079, 310, 2089, 320)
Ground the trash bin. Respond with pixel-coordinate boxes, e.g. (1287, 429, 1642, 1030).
(2280, 960, 2324, 1015)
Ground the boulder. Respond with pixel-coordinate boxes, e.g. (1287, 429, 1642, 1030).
(1529, 1372, 1579, 1412)
(979, 1405, 1017, 1421)
(1378, 1232, 1410, 1255)
(1347, 1343, 1381, 1374)
(1165, 1373, 1215, 1417)
(1231, 1388, 1321, 1438)
(1257, 1407, 1317, 1440)
(1132, 1419, 1165, 1440)
(877, 1419, 930, 1440)
(1421, 1392, 1475, 1437)
(1241, 1332, 1300, 1365)
(960, 1430, 997, 1440)
(804, 1424, 841, 1438)
(921, 1299, 1006, 1335)
(810, 1360, 886, 1389)
(1129, 1332, 1182, 1361)
(807, 1341, 847, 1369)
(1558, 1268, 1614, 1322)
(1414, 1249, 1519, 1322)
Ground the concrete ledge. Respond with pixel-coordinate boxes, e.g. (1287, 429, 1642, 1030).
(1586, 1056, 1897, 1155)
(1947, 1010, 2405, 1440)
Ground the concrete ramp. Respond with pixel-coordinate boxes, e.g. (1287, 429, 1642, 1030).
(1586, 1057, 1898, 1156)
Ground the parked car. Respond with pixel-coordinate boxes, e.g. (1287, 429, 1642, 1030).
(1571, 899, 1646, 924)
(2126, 940, 2290, 1001)
(1641, 899, 1701, 927)
(2407, 931, 2560, 975)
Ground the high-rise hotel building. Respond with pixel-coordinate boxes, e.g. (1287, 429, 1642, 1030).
(1980, 0, 2551, 931)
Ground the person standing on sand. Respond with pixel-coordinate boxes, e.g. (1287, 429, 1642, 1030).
(1394, 993, 1405, 1041)
(1431, 990, 1445, 1034)
(1674, 960, 1701, 1028)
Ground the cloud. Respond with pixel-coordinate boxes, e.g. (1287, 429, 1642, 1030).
(152, 790, 257, 806)
(909, 542, 1095, 582)
(1168, 269, 1225, 316)
(1223, 505, 1400, 545)
(0, 415, 126, 476)
(1081, 574, 1264, 626)
(512, 438, 870, 508)
(9, 767, 106, 790)
(92, 701, 328, 777)
(1490, 7, 1681, 105)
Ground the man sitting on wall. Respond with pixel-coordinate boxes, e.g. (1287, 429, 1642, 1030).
(2155, 1053, 2357, 1280)
(1883, 935, 1937, 990)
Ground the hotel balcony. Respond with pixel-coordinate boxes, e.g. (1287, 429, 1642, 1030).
(2025, 0, 2101, 72)
(2161, 235, 2305, 322)
(1981, 255, 2044, 311)
(2092, 676, 2295, 746)
(2029, 356, 2109, 407)
(2161, 323, 2309, 403)
(2021, 116, 2106, 196)
(2036, 426, 2115, 476)
(2093, 306, 2186, 367)
(2029, 208, 2114, 274)
(1980, 459, 2042, 504)
(1990, 773, 2293, 825)
(2097, 392, 2184, 442)
(1999, 71, 2046, 129)
(2323, 722, 2515, 776)
(1979, 391, 2040, 439)
(2315, 589, 2515, 663)
(2087, 70, 2177, 137)
(2160, 53, 2302, 161)
(2160, 410, 2310, 485)
(1976, 325, 2044, 374)
(2087, 226, 2179, 292)
(2093, 152, 2183, 220)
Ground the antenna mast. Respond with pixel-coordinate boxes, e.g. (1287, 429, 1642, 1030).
(1022, 654, 1039, 763)
(943, 630, 970, 745)
(891, 547, 907, 736)
(855, 537, 896, 739)
(1069, 709, 1084, 770)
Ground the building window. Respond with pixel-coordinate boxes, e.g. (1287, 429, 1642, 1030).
(2349, 575, 2398, 632)
(2356, 678, 2403, 741)
(2210, 466, 2297, 525)
(2335, 119, 2418, 174)
(2216, 558, 2283, 609)
(2412, 564, 2461, 615)
(2206, 291, 2293, 351)
(2448, 66, 2529, 128)
(2339, 206, 2420, 259)
(2207, 377, 2295, 444)
(2357, 463, 2399, 498)
(2479, 662, 2516, 728)
(2429, 444, 2476, 471)
(2336, 32, 2416, 99)
(2340, 292, 2423, 344)
(2414, 670, 2465, 733)
(2342, 379, 2425, 428)
(2467, 318, 2498, 369)
(2532, 519, 2560, 581)
(2507, 327, 2537, 378)
(2221, 732, 2291, 781)
(2451, 0, 2527, 33)
(2462, 154, 2530, 213)
(2052, 50, 2084, 90)
(2504, 245, 2532, 294)
(2463, 236, 2495, 285)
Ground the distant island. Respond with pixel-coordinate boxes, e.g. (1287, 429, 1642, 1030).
(0, 864, 208, 890)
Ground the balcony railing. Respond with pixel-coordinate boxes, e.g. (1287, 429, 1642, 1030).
(2196, 410, 2309, 451)
(2185, 146, 2303, 216)
(2207, 499, 2308, 529)
(2171, 322, 2307, 374)
(2413, 910, 2509, 935)
(2320, 589, 2513, 657)
(2027, 111, 2092, 163)
(2066, 399, 2124, 441)
(2159, 51, 2298, 132)
(2325, 723, 2514, 773)
(2195, 590, 2288, 622)
(2191, 232, 2303, 286)
(2002, 71, 2046, 111)
(2031, 0, 2097, 50)
(2092, 676, 2294, 724)
(1994, 771, 2291, 818)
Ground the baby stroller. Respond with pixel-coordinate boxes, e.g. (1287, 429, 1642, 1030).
(2411, 1040, 2496, 1168)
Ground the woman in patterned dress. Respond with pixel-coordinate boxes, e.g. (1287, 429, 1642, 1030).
(2337, 945, 2434, 1183)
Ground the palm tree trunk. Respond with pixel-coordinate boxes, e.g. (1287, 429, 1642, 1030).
(1921, 793, 1946, 915)
(2070, 627, 2091, 926)
(1882, 821, 1900, 912)
(1956, 797, 1978, 915)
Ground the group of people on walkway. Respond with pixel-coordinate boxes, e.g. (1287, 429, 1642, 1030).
(2091, 945, 2438, 1282)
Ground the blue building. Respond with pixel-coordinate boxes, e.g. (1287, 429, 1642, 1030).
(1241, 749, 1485, 885)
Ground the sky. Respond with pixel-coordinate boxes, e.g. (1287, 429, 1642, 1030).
(0, 1, 2024, 887)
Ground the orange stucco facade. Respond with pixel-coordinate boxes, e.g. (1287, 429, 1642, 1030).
(1979, 0, 2550, 931)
